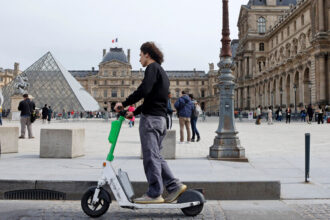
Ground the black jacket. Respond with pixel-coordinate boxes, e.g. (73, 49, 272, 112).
(122, 62, 169, 118)
(18, 99, 36, 116)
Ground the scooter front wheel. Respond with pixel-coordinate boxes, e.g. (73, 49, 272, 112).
(81, 186, 111, 218)
(177, 189, 205, 217)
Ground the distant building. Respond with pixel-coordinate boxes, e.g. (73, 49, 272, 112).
(0, 63, 21, 89)
(234, 0, 330, 110)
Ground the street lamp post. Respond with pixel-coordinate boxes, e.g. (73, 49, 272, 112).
(209, 0, 247, 162)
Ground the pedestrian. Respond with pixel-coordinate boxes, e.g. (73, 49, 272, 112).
(300, 107, 306, 122)
(286, 107, 291, 124)
(317, 105, 324, 124)
(42, 104, 48, 124)
(0, 105, 2, 126)
(189, 94, 201, 142)
(18, 94, 35, 139)
(114, 42, 187, 204)
(267, 106, 273, 125)
(307, 104, 313, 124)
(128, 104, 135, 128)
(47, 106, 53, 124)
(175, 91, 194, 144)
(256, 105, 261, 125)
(166, 92, 175, 130)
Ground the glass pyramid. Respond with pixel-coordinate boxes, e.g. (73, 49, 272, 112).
(2, 52, 100, 112)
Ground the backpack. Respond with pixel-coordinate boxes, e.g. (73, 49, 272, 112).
(193, 105, 201, 118)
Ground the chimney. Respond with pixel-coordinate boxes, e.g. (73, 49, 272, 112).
(127, 49, 131, 63)
(92, 67, 95, 72)
(103, 49, 106, 57)
(14, 62, 19, 77)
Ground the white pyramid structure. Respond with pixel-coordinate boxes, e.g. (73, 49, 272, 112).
(2, 52, 100, 112)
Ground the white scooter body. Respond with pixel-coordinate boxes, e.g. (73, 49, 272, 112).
(91, 161, 201, 209)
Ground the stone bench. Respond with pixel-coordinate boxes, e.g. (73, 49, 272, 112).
(40, 129, 85, 158)
(0, 127, 19, 154)
(141, 130, 176, 160)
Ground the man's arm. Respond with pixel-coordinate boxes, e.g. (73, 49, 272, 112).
(122, 64, 158, 108)
(18, 101, 22, 111)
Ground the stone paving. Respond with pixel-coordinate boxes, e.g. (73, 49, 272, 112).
(2, 200, 330, 220)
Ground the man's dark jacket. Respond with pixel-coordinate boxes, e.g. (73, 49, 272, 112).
(18, 99, 36, 116)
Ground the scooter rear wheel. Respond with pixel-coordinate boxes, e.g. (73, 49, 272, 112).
(81, 187, 111, 218)
(177, 189, 205, 217)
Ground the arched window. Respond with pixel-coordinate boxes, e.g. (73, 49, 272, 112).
(301, 14, 305, 25)
(258, 17, 266, 34)
(259, 43, 265, 51)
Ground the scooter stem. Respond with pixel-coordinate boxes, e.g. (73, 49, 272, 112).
(107, 115, 125, 161)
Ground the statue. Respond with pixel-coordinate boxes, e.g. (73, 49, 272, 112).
(13, 74, 29, 95)
(0, 89, 3, 107)
(209, 63, 214, 71)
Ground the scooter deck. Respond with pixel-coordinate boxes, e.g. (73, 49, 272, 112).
(122, 201, 201, 209)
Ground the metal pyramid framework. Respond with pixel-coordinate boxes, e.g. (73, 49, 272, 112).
(2, 52, 100, 112)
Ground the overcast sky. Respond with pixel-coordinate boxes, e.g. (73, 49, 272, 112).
(0, 0, 248, 72)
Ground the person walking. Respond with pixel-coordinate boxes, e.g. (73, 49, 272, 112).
(18, 94, 35, 139)
(175, 91, 194, 144)
(47, 106, 53, 124)
(41, 104, 48, 124)
(0, 105, 2, 126)
(189, 94, 201, 142)
(127, 104, 136, 128)
(166, 92, 175, 130)
(114, 42, 186, 204)
(307, 104, 313, 124)
(267, 106, 273, 125)
(286, 107, 291, 124)
(317, 105, 324, 124)
(256, 106, 261, 125)
(300, 107, 306, 122)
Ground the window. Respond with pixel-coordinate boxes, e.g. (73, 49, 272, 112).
(103, 89, 108, 98)
(301, 14, 304, 26)
(281, 31, 284, 40)
(214, 88, 217, 95)
(257, 17, 266, 34)
(202, 81, 204, 85)
(132, 80, 135, 85)
(104, 70, 108, 76)
(294, 20, 297, 31)
(201, 90, 205, 98)
(112, 90, 117, 97)
(121, 80, 124, 85)
(186, 81, 189, 85)
(176, 90, 180, 97)
(121, 71, 125, 76)
(94, 80, 97, 85)
(176, 81, 179, 86)
(0, 77, 3, 82)
(287, 26, 290, 36)
(121, 89, 124, 97)
(271, 39, 274, 48)
(276, 35, 279, 45)
(113, 71, 117, 77)
(259, 43, 265, 51)
(259, 62, 262, 72)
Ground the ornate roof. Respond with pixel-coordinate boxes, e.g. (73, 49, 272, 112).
(100, 48, 128, 64)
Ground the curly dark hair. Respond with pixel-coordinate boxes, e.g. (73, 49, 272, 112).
(140, 42, 164, 64)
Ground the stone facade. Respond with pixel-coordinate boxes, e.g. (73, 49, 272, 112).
(234, 0, 330, 111)
(70, 48, 223, 114)
(0, 63, 20, 90)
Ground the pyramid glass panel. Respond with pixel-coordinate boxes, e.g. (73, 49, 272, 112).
(2, 52, 100, 112)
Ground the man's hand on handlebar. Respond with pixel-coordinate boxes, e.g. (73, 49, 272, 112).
(114, 103, 123, 113)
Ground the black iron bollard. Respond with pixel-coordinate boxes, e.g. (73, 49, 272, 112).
(305, 133, 310, 182)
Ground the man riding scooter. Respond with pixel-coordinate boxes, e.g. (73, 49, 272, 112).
(114, 42, 187, 204)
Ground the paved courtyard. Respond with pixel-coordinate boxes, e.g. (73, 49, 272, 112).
(0, 117, 329, 199)
(0, 199, 330, 220)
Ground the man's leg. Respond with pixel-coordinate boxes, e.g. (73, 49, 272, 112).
(179, 117, 185, 142)
(20, 117, 26, 137)
(185, 118, 191, 142)
(26, 117, 33, 138)
(190, 119, 195, 140)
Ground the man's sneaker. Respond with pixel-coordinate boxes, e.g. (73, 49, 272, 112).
(165, 184, 187, 203)
(191, 139, 195, 142)
(18, 136, 25, 139)
(197, 137, 201, 142)
(134, 194, 165, 204)
(179, 141, 185, 144)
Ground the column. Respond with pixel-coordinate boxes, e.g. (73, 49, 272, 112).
(249, 57, 253, 78)
(243, 87, 248, 109)
(237, 88, 242, 109)
(319, 54, 326, 102)
(318, 0, 325, 32)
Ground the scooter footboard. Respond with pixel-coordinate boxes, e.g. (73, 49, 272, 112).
(117, 169, 135, 200)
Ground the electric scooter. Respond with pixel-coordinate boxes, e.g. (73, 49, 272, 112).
(81, 110, 205, 218)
